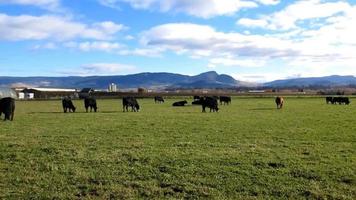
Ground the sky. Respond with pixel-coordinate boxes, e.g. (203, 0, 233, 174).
(0, 0, 356, 82)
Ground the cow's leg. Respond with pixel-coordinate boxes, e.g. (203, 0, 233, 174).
(4, 112, 10, 121)
(64, 107, 67, 113)
(10, 110, 14, 121)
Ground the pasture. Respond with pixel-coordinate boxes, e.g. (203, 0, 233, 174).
(1, 97, 355, 199)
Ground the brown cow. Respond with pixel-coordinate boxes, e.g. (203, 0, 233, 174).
(275, 96, 284, 109)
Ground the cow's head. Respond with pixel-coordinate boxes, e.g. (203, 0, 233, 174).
(135, 104, 140, 112)
(72, 106, 76, 112)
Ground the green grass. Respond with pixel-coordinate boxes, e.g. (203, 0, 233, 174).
(1, 97, 355, 199)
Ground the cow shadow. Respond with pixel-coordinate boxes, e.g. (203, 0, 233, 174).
(100, 111, 121, 113)
(28, 111, 93, 114)
(28, 111, 63, 114)
(250, 108, 276, 111)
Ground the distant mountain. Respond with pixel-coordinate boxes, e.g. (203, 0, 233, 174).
(2, 73, 356, 89)
(264, 75, 356, 88)
(0, 71, 245, 89)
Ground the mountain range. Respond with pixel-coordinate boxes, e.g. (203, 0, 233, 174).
(1, 71, 356, 89)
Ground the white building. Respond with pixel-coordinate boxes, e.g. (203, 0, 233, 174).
(108, 83, 118, 92)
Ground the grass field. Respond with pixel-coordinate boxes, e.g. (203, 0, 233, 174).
(1, 97, 355, 199)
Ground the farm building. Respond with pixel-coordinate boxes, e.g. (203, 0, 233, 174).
(17, 88, 77, 99)
(0, 88, 17, 99)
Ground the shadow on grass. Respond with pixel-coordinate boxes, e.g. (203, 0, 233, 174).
(28, 111, 98, 114)
(250, 108, 276, 111)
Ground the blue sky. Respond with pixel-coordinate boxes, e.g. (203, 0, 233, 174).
(1, 0, 356, 82)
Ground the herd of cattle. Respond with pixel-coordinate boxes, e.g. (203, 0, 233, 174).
(0, 95, 352, 121)
(325, 96, 350, 105)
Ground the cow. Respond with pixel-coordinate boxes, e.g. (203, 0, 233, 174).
(154, 96, 164, 103)
(339, 97, 350, 105)
(0, 97, 15, 121)
(62, 97, 76, 113)
(84, 96, 97, 112)
(201, 97, 219, 112)
(326, 96, 333, 104)
(192, 97, 204, 105)
(193, 96, 201, 100)
(172, 100, 188, 106)
(123, 97, 140, 112)
(332, 97, 350, 105)
(275, 96, 284, 109)
(219, 96, 231, 105)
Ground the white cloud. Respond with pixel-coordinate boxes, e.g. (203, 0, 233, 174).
(239, 0, 351, 30)
(0, 13, 125, 41)
(99, 0, 258, 18)
(142, 23, 298, 59)
(209, 57, 267, 68)
(98, 0, 121, 9)
(124, 35, 135, 40)
(60, 63, 137, 76)
(64, 41, 124, 52)
(255, 0, 280, 5)
(237, 18, 268, 27)
(0, 0, 61, 10)
(118, 48, 163, 57)
(141, 19, 356, 77)
(32, 42, 57, 50)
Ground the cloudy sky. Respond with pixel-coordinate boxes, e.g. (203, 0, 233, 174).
(0, 0, 356, 82)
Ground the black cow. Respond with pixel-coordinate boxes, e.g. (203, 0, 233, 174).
(123, 97, 140, 112)
(172, 100, 188, 106)
(192, 97, 204, 105)
(193, 96, 201, 100)
(0, 97, 15, 121)
(201, 97, 219, 112)
(326, 96, 333, 104)
(154, 96, 164, 103)
(332, 97, 350, 105)
(219, 96, 231, 105)
(275, 96, 284, 109)
(84, 96, 97, 112)
(62, 97, 76, 113)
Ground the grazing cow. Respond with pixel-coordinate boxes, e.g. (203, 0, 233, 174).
(339, 97, 350, 105)
(154, 96, 164, 103)
(219, 96, 231, 105)
(84, 96, 97, 112)
(62, 97, 76, 113)
(123, 97, 140, 112)
(192, 97, 204, 105)
(326, 96, 333, 104)
(201, 97, 219, 112)
(332, 97, 350, 105)
(172, 100, 188, 106)
(275, 96, 284, 109)
(0, 97, 15, 121)
(193, 96, 201, 100)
